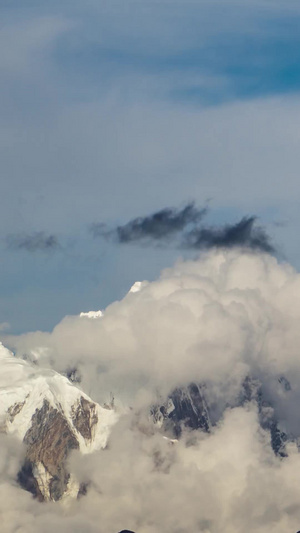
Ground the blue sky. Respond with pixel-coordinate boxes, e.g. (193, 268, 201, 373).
(1, 0, 300, 333)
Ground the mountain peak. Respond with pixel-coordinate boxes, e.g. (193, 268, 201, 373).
(0, 342, 117, 501)
(79, 310, 103, 318)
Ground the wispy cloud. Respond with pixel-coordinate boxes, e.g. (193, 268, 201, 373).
(6, 232, 60, 252)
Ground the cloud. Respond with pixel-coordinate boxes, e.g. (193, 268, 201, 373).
(7, 249, 300, 406)
(185, 215, 275, 253)
(6, 232, 60, 252)
(90, 206, 274, 254)
(90, 203, 207, 244)
(66, 404, 300, 533)
(4, 249, 300, 531)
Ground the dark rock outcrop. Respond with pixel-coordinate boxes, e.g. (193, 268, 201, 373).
(152, 377, 289, 458)
(151, 382, 210, 437)
(7, 400, 26, 422)
(20, 399, 79, 501)
(72, 396, 98, 441)
(240, 376, 288, 457)
(18, 459, 43, 501)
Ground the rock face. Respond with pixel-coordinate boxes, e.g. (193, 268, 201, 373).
(151, 377, 289, 457)
(72, 396, 98, 441)
(0, 342, 117, 501)
(151, 383, 211, 437)
(20, 399, 79, 501)
(240, 376, 288, 457)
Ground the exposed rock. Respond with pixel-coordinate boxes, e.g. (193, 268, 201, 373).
(151, 383, 210, 438)
(0, 342, 117, 502)
(18, 459, 44, 501)
(152, 377, 288, 458)
(72, 396, 98, 441)
(77, 481, 90, 498)
(21, 399, 79, 501)
(64, 367, 81, 383)
(7, 400, 26, 423)
(240, 376, 288, 457)
(169, 383, 211, 435)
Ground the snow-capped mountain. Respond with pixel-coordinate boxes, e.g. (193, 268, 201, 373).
(0, 342, 117, 501)
(0, 334, 291, 506)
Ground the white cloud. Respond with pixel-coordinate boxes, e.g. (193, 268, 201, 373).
(2, 402, 300, 532)
(6, 250, 300, 408)
(3, 250, 300, 531)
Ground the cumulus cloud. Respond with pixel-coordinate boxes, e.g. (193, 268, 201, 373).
(66, 404, 300, 533)
(4, 249, 300, 532)
(6, 232, 60, 252)
(3, 402, 300, 532)
(7, 250, 298, 403)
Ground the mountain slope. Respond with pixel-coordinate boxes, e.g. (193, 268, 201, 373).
(0, 342, 117, 501)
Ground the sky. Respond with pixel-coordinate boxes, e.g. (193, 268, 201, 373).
(1, 0, 300, 333)
(3, 5, 300, 529)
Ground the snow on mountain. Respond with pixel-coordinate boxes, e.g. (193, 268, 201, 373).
(129, 281, 142, 293)
(129, 281, 148, 293)
(79, 310, 103, 318)
(0, 342, 118, 501)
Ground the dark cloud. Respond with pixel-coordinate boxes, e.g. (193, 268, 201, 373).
(6, 232, 60, 252)
(90, 205, 274, 254)
(90, 203, 208, 244)
(185, 216, 275, 253)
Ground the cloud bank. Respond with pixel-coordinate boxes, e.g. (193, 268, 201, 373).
(2, 250, 300, 531)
